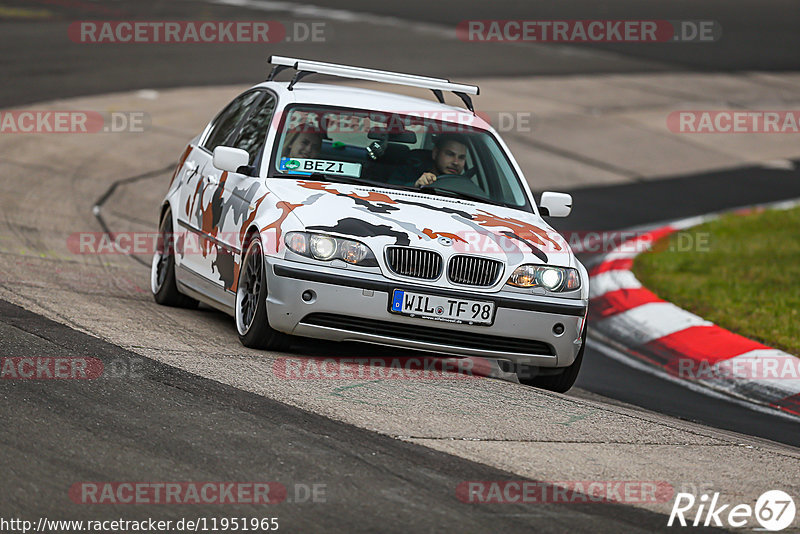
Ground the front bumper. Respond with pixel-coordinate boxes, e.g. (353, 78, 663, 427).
(265, 259, 587, 367)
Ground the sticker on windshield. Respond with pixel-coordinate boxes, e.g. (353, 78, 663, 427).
(279, 157, 362, 177)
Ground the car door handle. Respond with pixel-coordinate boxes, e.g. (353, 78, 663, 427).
(204, 174, 219, 185)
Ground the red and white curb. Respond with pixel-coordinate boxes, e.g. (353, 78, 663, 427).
(585, 199, 800, 419)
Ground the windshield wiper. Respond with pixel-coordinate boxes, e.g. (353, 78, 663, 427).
(418, 186, 506, 207)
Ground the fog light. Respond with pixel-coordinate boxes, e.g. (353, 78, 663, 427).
(553, 323, 565, 336)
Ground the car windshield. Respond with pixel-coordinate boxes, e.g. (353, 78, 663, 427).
(270, 105, 531, 211)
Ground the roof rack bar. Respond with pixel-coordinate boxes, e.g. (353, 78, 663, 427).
(270, 55, 452, 85)
(267, 56, 480, 99)
(295, 58, 479, 95)
(300, 61, 452, 84)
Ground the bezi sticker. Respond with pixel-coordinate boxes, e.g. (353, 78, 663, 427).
(280, 157, 362, 177)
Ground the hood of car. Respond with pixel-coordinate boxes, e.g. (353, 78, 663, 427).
(265, 179, 574, 268)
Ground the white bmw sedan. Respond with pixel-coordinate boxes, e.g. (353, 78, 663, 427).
(152, 58, 589, 392)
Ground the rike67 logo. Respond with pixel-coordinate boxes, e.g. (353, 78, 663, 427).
(668, 490, 796, 531)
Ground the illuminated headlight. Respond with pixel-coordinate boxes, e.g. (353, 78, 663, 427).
(540, 268, 563, 290)
(507, 265, 580, 292)
(285, 232, 376, 266)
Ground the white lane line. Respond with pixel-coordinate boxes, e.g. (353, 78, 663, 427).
(668, 215, 708, 231)
(589, 269, 641, 299)
(595, 302, 712, 347)
(208, 0, 637, 62)
(212, 0, 445, 36)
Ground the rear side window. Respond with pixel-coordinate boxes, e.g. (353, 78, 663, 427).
(232, 94, 277, 167)
(202, 91, 262, 152)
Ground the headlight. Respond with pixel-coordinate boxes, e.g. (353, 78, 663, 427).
(309, 235, 337, 260)
(540, 268, 563, 290)
(507, 265, 580, 292)
(285, 232, 377, 266)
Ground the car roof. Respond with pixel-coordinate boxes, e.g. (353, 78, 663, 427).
(254, 81, 492, 129)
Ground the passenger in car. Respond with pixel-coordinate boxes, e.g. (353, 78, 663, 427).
(282, 127, 323, 159)
(389, 133, 468, 187)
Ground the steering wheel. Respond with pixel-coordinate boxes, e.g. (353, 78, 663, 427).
(423, 174, 486, 197)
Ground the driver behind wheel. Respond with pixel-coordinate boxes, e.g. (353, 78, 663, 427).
(413, 133, 468, 187)
(388, 133, 468, 188)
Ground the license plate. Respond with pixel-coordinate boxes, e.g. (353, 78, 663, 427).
(389, 289, 495, 326)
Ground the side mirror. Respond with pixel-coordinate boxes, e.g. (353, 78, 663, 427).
(213, 146, 250, 173)
(539, 192, 572, 217)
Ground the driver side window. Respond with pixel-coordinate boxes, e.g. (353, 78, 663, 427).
(232, 93, 276, 168)
(202, 91, 261, 153)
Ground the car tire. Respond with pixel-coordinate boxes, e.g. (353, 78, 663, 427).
(517, 323, 587, 393)
(151, 208, 199, 309)
(235, 233, 291, 351)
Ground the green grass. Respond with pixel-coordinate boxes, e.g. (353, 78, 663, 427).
(633, 206, 800, 356)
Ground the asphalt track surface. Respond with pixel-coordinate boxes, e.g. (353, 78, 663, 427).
(1, 0, 798, 107)
(1, 299, 675, 532)
(1, 0, 799, 531)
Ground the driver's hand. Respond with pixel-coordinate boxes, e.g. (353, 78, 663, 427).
(415, 172, 437, 188)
